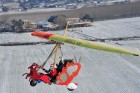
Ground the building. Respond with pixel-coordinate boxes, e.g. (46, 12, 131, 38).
(66, 18, 80, 24)
(22, 20, 31, 29)
(65, 4, 78, 9)
(66, 18, 92, 27)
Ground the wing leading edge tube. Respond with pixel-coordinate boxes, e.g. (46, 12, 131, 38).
(31, 31, 140, 56)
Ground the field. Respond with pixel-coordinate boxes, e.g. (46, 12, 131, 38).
(0, 17, 140, 93)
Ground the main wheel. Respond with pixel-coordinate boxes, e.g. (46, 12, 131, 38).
(30, 80, 37, 87)
(67, 83, 78, 91)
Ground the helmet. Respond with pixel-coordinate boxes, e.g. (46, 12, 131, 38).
(50, 64, 54, 67)
(50, 63, 57, 69)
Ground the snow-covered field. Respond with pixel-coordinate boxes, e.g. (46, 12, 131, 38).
(1, 17, 140, 43)
(0, 17, 140, 93)
(0, 32, 47, 43)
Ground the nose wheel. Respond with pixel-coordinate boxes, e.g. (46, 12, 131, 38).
(30, 80, 37, 87)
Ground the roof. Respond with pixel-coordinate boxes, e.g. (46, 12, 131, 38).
(36, 21, 50, 25)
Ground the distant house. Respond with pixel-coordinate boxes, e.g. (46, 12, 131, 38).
(22, 20, 31, 29)
(36, 21, 50, 29)
(46, 4, 57, 8)
(39, 3, 45, 8)
(66, 18, 92, 27)
(36, 21, 59, 30)
(3, 2, 19, 10)
(70, 22, 92, 27)
(106, 0, 129, 5)
(43, 23, 59, 30)
(22, 20, 37, 31)
(66, 18, 80, 24)
(30, 22, 37, 29)
(65, 4, 78, 9)
(22, 20, 59, 31)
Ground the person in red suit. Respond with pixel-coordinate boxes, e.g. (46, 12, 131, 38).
(42, 64, 57, 84)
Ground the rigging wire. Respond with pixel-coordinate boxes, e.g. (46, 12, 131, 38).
(38, 44, 58, 70)
(39, 21, 88, 69)
(59, 45, 64, 59)
(40, 21, 70, 70)
(53, 43, 59, 70)
(73, 47, 87, 62)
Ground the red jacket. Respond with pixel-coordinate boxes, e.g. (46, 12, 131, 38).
(39, 68, 57, 84)
(42, 68, 57, 78)
(49, 68, 57, 78)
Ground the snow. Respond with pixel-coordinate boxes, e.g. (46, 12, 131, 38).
(0, 17, 140, 93)
(1, 17, 140, 43)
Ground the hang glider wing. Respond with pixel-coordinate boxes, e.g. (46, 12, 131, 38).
(31, 31, 140, 56)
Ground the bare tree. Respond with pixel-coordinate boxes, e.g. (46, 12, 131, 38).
(54, 15, 67, 29)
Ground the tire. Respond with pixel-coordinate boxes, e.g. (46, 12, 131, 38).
(67, 88, 74, 91)
(30, 80, 37, 87)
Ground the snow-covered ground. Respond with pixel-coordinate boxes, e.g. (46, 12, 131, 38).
(0, 17, 140, 93)
(0, 32, 48, 43)
(1, 17, 140, 43)
(76, 17, 140, 39)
